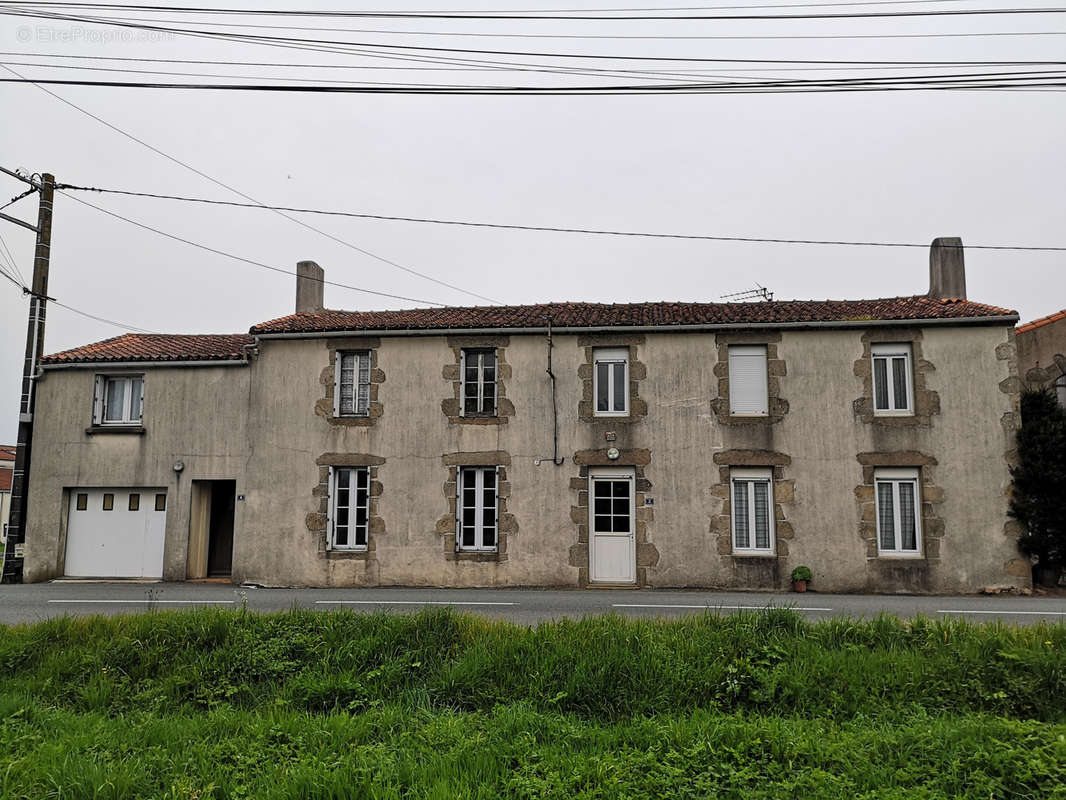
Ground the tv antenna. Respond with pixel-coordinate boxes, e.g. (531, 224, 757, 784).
(721, 283, 774, 302)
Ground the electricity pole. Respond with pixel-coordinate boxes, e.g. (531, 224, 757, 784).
(0, 169, 54, 583)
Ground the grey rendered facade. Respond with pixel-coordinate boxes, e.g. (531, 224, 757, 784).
(22, 247, 1031, 593)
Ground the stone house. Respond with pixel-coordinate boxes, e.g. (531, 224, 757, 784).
(1016, 309, 1066, 405)
(18, 240, 1028, 592)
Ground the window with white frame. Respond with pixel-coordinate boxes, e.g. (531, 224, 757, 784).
(329, 466, 369, 550)
(334, 350, 371, 417)
(874, 468, 922, 555)
(457, 466, 497, 551)
(871, 343, 914, 415)
(593, 348, 629, 416)
(728, 345, 769, 416)
(461, 349, 497, 417)
(93, 374, 144, 425)
(731, 468, 775, 553)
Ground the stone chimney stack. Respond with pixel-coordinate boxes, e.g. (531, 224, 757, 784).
(295, 260, 324, 314)
(928, 237, 967, 300)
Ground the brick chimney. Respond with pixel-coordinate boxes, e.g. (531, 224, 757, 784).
(295, 260, 324, 314)
(928, 237, 967, 300)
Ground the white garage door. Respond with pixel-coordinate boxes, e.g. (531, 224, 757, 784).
(64, 488, 167, 578)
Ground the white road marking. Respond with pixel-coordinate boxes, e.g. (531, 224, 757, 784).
(48, 599, 235, 604)
(938, 609, 1066, 616)
(315, 600, 516, 606)
(613, 603, 833, 612)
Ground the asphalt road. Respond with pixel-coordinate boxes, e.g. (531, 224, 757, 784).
(2, 582, 1065, 626)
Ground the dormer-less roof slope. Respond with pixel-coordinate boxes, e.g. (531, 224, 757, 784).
(250, 296, 1016, 335)
(1017, 308, 1066, 334)
(39, 297, 1017, 364)
(41, 333, 254, 365)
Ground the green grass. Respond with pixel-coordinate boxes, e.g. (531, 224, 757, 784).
(1, 608, 1065, 798)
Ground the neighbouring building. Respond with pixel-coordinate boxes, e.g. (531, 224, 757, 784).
(0, 445, 12, 548)
(19, 239, 1029, 593)
(1016, 309, 1066, 405)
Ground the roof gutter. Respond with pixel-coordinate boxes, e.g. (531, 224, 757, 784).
(251, 314, 1019, 341)
(40, 358, 251, 371)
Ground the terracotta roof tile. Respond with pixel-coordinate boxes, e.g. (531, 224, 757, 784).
(1017, 309, 1066, 334)
(41, 297, 1017, 364)
(42, 333, 254, 365)
(250, 296, 1016, 335)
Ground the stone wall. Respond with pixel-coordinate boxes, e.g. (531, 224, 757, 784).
(24, 321, 1025, 593)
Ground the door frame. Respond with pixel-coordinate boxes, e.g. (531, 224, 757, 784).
(187, 479, 236, 580)
(588, 466, 637, 585)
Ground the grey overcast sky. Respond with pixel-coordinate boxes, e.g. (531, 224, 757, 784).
(0, 1, 1064, 443)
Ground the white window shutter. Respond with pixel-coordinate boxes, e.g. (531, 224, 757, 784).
(728, 345, 769, 415)
(458, 349, 466, 418)
(91, 375, 105, 424)
(356, 352, 371, 415)
(325, 466, 334, 550)
(332, 352, 342, 417)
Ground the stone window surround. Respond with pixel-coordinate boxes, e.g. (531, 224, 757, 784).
(316, 337, 386, 427)
(578, 335, 648, 424)
(441, 336, 516, 425)
(307, 453, 386, 561)
(853, 329, 939, 427)
(435, 451, 518, 562)
(854, 452, 944, 578)
(711, 332, 789, 426)
(568, 448, 659, 587)
(709, 450, 796, 590)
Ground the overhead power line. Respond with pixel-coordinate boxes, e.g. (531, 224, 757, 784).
(5, 74, 1065, 92)
(12, 6, 1066, 90)
(0, 63, 504, 304)
(9, 7, 1066, 64)
(0, 0, 1032, 13)
(0, 246, 158, 332)
(19, 5, 1066, 42)
(51, 298, 158, 333)
(8, 1, 1066, 20)
(56, 184, 1066, 253)
(56, 189, 449, 306)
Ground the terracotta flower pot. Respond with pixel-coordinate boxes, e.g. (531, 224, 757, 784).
(792, 580, 808, 593)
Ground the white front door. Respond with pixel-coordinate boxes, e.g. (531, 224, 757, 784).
(589, 468, 636, 584)
(64, 488, 167, 578)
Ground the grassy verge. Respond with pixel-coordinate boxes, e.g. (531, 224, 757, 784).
(1, 608, 1065, 798)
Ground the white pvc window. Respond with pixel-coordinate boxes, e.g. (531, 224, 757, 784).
(93, 375, 144, 425)
(329, 466, 369, 550)
(871, 343, 914, 415)
(594, 348, 629, 416)
(335, 351, 371, 417)
(728, 345, 769, 416)
(457, 466, 498, 551)
(731, 468, 775, 553)
(874, 468, 922, 555)
(461, 349, 497, 417)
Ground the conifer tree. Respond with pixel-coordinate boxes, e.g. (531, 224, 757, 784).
(1010, 387, 1066, 582)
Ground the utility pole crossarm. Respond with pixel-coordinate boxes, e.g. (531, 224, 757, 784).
(0, 210, 37, 233)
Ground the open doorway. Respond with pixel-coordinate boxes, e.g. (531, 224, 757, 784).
(188, 480, 236, 579)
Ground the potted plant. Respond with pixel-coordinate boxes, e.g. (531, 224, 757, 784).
(790, 565, 812, 593)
